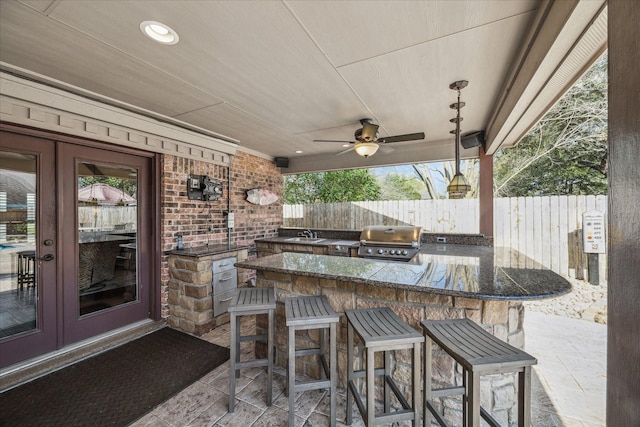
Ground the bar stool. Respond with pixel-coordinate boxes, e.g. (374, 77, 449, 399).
(345, 307, 423, 427)
(421, 318, 537, 427)
(228, 287, 276, 412)
(17, 250, 36, 289)
(285, 295, 340, 427)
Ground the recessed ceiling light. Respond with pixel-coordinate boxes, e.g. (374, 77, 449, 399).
(140, 21, 179, 45)
(295, 150, 303, 154)
(342, 144, 350, 147)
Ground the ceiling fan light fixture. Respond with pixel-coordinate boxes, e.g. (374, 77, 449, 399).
(354, 141, 379, 158)
(140, 21, 179, 45)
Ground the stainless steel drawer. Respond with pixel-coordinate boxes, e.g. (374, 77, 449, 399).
(212, 256, 237, 273)
(213, 289, 235, 317)
(213, 270, 237, 294)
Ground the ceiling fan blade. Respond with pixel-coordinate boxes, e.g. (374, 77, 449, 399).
(379, 132, 425, 143)
(335, 147, 355, 156)
(313, 139, 354, 143)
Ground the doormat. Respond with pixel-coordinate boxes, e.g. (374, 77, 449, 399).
(0, 327, 229, 426)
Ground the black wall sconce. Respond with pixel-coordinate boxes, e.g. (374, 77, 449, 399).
(187, 174, 223, 201)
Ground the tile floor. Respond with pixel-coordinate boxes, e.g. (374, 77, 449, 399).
(130, 311, 607, 427)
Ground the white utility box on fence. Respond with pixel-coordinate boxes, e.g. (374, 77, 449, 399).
(583, 211, 606, 254)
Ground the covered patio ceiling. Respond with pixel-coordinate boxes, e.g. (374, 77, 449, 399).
(0, 0, 606, 174)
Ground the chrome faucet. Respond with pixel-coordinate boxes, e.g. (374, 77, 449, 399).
(302, 229, 317, 238)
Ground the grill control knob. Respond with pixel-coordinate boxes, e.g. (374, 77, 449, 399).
(402, 250, 408, 255)
(390, 250, 396, 255)
(378, 249, 384, 254)
(335, 245, 342, 251)
(366, 248, 372, 254)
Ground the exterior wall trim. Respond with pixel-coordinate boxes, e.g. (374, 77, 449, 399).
(0, 71, 237, 166)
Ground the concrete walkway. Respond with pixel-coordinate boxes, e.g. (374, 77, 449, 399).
(525, 311, 607, 427)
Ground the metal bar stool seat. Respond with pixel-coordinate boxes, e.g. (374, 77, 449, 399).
(228, 287, 276, 412)
(345, 307, 424, 427)
(285, 295, 340, 427)
(17, 250, 36, 289)
(421, 318, 537, 427)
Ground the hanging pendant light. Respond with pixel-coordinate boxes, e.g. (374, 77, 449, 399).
(447, 80, 471, 199)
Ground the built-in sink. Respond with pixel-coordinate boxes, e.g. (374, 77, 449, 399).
(285, 237, 326, 243)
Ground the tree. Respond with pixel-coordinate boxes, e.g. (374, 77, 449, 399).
(378, 173, 423, 200)
(283, 173, 323, 204)
(284, 169, 381, 204)
(494, 56, 607, 197)
(412, 159, 479, 199)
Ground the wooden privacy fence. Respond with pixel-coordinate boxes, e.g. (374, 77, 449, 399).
(283, 195, 608, 282)
(283, 199, 479, 233)
(78, 206, 136, 231)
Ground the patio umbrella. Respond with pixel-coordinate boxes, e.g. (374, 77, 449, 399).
(78, 183, 135, 205)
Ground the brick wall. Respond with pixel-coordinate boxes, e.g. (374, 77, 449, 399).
(160, 151, 283, 317)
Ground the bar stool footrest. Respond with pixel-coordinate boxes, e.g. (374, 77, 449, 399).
(350, 367, 387, 379)
(431, 385, 466, 398)
(376, 410, 416, 424)
(239, 333, 267, 343)
(294, 378, 332, 393)
(235, 358, 269, 370)
(295, 347, 323, 357)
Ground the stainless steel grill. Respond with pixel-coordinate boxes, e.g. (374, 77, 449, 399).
(357, 226, 422, 262)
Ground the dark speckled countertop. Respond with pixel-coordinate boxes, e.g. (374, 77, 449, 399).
(235, 244, 571, 301)
(165, 244, 251, 257)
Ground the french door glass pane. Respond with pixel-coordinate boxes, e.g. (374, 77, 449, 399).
(0, 152, 37, 338)
(77, 162, 137, 316)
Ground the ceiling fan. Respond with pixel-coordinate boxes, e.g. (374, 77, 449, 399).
(314, 119, 425, 158)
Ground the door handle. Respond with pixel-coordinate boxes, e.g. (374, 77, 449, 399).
(40, 253, 54, 261)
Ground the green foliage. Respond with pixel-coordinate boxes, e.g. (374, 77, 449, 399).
(284, 170, 381, 204)
(379, 173, 423, 200)
(494, 56, 608, 197)
(283, 173, 323, 204)
(319, 169, 381, 202)
(78, 175, 137, 197)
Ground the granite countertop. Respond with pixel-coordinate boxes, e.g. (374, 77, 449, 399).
(165, 244, 251, 257)
(79, 233, 134, 244)
(255, 237, 359, 246)
(235, 244, 572, 301)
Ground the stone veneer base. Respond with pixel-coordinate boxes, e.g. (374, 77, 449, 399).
(167, 248, 249, 336)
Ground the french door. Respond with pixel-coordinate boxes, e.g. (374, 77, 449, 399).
(1, 130, 153, 368)
(0, 133, 57, 366)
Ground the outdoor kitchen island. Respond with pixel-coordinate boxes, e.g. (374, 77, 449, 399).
(235, 244, 571, 425)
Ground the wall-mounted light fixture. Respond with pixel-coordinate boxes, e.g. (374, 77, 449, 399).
(447, 80, 471, 199)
